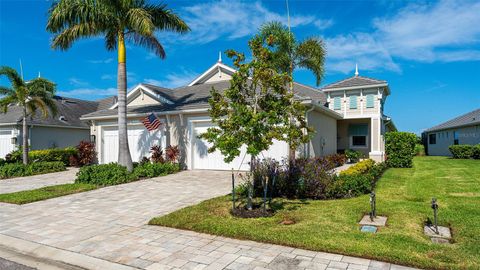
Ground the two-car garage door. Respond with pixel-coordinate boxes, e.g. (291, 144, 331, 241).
(102, 125, 166, 164)
(191, 121, 289, 170)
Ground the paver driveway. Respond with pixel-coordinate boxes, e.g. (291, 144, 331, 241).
(0, 170, 416, 270)
(0, 168, 78, 194)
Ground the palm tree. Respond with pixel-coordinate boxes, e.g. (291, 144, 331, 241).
(258, 21, 326, 160)
(0, 67, 57, 165)
(259, 21, 326, 86)
(46, 0, 189, 171)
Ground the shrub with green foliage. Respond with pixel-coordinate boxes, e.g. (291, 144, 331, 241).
(449, 144, 475, 159)
(340, 159, 375, 176)
(385, 132, 417, 168)
(414, 144, 425, 156)
(473, 144, 480, 159)
(75, 162, 180, 186)
(0, 162, 66, 179)
(345, 149, 361, 163)
(5, 148, 77, 165)
(132, 162, 180, 178)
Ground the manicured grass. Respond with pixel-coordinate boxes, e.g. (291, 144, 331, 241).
(0, 183, 97, 204)
(149, 157, 480, 270)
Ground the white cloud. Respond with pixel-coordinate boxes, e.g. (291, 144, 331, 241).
(159, 0, 326, 45)
(68, 78, 89, 87)
(144, 70, 198, 88)
(88, 58, 113, 64)
(57, 87, 118, 98)
(314, 19, 334, 30)
(325, 0, 480, 74)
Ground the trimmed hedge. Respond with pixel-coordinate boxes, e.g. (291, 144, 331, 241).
(75, 162, 180, 186)
(6, 148, 78, 165)
(385, 132, 417, 168)
(449, 144, 480, 159)
(0, 162, 66, 179)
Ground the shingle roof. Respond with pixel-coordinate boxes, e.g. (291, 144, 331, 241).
(0, 96, 100, 128)
(82, 79, 328, 119)
(425, 108, 480, 132)
(322, 75, 387, 90)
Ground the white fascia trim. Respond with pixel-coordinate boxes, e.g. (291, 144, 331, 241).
(80, 107, 209, 121)
(0, 123, 17, 126)
(188, 62, 236, 86)
(322, 83, 388, 93)
(109, 84, 174, 109)
(24, 124, 90, 130)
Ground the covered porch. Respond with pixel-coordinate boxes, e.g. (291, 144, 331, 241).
(337, 117, 385, 162)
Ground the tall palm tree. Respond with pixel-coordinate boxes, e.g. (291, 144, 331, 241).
(47, 0, 189, 171)
(258, 21, 326, 160)
(0, 67, 57, 165)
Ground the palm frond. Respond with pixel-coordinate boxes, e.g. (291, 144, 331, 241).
(27, 97, 49, 118)
(0, 66, 25, 90)
(27, 78, 56, 95)
(51, 22, 104, 50)
(0, 95, 18, 114)
(295, 37, 326, 86)
(144, 4, 190, 33)
(126, 8, 155, 36)
(105, 29, 118, 50)
(0, 86, 14, 95)
(125, 32, 165, 58)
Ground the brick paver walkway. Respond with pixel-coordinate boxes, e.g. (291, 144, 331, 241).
(0, 170, 418, 270)
(0, 168, 79, 194)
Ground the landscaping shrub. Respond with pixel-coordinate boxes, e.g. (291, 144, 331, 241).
(132, 162, 180, 178)
(414, 144, 425, 156)
(5, 149, 22, 163)
(385, 132, 417, 168)
(326, 154, 346, 167)
(340, 159, 375, 176)
(0, 162, 66, 179)
(0, 158, 5, 166)
(29, 147, 77, 165)
(165, 145, 180, 163)
(150, 145, 165, 163)
(345, 149, 361, 163)
(449, 145, 474, 159)
(75, 162, 180, 186)
(473, 144, 480, 159)
(75, 163, 134, 186)
(70, 141, 97, 166)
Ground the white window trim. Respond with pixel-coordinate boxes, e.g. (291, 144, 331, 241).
(349, 135, 369, 149)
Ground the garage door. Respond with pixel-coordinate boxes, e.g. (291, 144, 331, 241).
(102, 125, 166, 164)
(191, 121, 288, 170)
(0, 128, 15, 158)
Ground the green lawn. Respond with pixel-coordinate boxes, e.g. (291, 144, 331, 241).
(0, 183, 97, 204)
(149, 157, 480, 270)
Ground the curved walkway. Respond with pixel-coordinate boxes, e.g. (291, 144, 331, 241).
(0, 170, 417, 270)
(0, 168, 79, 194)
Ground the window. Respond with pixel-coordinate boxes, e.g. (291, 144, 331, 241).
(352, 135, 367, 147)
(348, 124, 368, 148)
(453, 131, 459, 145)
(349, 95, 357, 109)
(333, 97, 341, 110)
(366, 94, 375, 108)
(429, 133, 436, 144)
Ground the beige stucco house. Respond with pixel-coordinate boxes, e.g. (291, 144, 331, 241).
(423, 108, 480, 156)
(81, 61, 396, 170)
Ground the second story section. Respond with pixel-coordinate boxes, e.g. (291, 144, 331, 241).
(322, 69, 390, 119)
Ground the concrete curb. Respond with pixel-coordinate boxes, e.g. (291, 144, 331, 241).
(0, 234, 138, 270)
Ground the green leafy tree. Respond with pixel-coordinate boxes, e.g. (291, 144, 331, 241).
(200, 36, 313, 166)
(0, 67, 58, 164)
(46, 0, 189, 171)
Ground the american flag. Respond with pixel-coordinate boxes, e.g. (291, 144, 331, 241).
(141, 113, 162, 131)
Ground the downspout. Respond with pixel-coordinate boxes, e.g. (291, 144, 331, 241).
(304, 105, 315, 158)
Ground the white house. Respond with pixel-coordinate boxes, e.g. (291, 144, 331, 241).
(81, 60, 396, 170)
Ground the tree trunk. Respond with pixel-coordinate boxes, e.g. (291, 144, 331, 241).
(288, 79, 296, 161)
(117, 32, 133, 171)
(22, 108, 28, 165)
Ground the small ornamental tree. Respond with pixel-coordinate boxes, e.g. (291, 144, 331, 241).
(199, 36, 313, 167)
(200, 36, 313, 212)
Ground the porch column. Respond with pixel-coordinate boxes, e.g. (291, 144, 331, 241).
(369, 116, 384, 162)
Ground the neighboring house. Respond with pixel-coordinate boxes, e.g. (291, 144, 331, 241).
(423, 108, 480, 156)
(0, 96, 114, 158)
(81, 60, 396, 170)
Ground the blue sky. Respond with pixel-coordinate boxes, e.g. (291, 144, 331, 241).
(0, 0, 479, 134)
